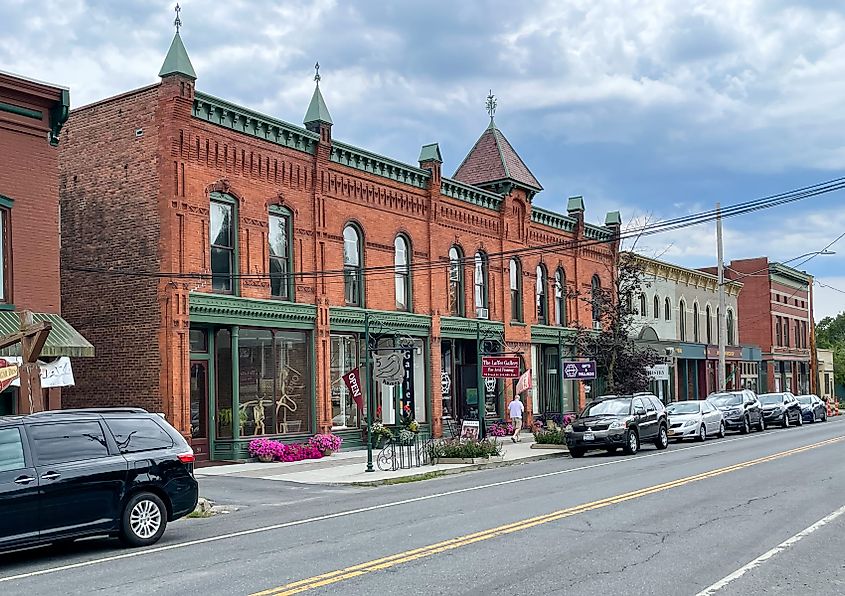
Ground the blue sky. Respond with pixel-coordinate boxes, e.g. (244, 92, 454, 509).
(2, 0, 844, 318)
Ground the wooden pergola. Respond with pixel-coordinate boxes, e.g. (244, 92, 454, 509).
(0, 310, 52, 414)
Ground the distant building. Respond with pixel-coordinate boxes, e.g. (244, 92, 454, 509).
(0, 70, 93, 414)
(629, 253, 761, 402)
(818, 348, 835, 400)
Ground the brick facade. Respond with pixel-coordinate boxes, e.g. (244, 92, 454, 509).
(59, 33, 618, 459)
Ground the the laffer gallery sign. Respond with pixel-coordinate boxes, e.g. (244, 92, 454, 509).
(3, 357, 75, 389)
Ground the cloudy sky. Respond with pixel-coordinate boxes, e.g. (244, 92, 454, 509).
(2, 0, 844, 319)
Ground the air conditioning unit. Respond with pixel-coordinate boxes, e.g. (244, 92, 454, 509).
(476, 307, 489, 320)
(593, 321, 602, 330)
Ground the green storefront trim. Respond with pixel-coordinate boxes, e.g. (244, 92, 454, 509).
(531, 325, 577, 345)
(330, 306, 431, 335)
(440, 316, 504, 340)
(189, 292, 317, 329)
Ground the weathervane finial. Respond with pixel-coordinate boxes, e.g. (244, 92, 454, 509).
(314, 61, 321, 84)
(174, 3, 182, 33)
(486, 89, 497, 120)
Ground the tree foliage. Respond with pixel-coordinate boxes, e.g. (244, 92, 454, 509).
(570, 252, 660, 395)
(816, 312, 845, 388)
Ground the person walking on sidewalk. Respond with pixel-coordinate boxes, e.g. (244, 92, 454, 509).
(509, 395, 524, 443)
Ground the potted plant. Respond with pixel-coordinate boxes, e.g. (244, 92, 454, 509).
(530, 414, 574, 450)
(308, 433, 343, 456)
(248, 438, 281, 462)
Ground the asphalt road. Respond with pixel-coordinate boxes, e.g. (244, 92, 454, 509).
(1, 417, 844, 595)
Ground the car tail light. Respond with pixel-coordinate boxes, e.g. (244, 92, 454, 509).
(177, 452, 195, 464)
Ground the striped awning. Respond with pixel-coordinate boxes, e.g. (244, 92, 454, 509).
(0, 312, 94, 358)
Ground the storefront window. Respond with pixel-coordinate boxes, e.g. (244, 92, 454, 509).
(273, 330, 312, 435)
(411, 339, 427, 423)
(331, 334, 364, 429)
(239, 329, 275, 437)
(190, 329, 207, 353)
(215, 329, 233, 438)
(441, 341, 454, 419)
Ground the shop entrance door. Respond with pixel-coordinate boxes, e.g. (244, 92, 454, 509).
(190, 361, 210, 462)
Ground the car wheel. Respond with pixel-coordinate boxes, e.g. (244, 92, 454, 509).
(757, 416, 766, 432)
(796, 412, 803, 426)
(782, 413, 789, 428)
(655, 425, 669, 450)
(120, 492, 168, 548)
(624, 429, 640, 455)
(697, 424, 706, 442)
(741, 416, 750, 434)
(717, 421, 726, 438)
(569, 448, 585, 458)
(822, 411, 827, 422)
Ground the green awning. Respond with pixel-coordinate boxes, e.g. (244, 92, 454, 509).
(0, 312, 94, 358)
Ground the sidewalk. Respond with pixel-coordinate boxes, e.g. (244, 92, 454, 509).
(195, 438, 568, 486)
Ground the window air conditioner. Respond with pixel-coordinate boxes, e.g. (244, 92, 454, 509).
(593, 321, 602, 330)
(476, 307, 489, 320)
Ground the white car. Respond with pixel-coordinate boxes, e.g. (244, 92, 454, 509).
(666, 400, 725, 441)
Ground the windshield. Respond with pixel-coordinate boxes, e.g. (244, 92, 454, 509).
(666, 402, 701, 415)
(797, 396, 813, 405)
(582, 399, 632, 417)
(709, 393, 742, 407)
(759, 394, 784, 405)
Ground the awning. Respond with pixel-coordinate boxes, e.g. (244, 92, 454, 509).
(0, 312, 94, 358)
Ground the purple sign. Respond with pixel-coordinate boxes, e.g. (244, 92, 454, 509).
(562, 360, 597, 381)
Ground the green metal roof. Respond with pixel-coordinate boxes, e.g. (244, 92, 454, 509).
(304, 84, 332, 125)
(605, 211, 622, 226)
(158, 32, 197, 80)
(418, 143, 442, 163)
(0, 312, 94, 358)
(567, 196, 585, 212)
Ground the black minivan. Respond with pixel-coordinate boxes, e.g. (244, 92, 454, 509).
(0, 408, 198, 552)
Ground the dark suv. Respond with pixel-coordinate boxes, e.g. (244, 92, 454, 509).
(564, 393, 669, 457)
(0, 408, 198, 552)
(707, 390, 765, 433)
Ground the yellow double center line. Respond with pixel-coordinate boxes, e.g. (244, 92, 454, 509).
(252, 436, 843, 596)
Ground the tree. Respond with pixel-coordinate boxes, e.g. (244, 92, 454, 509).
(570, 252, 660, 396)
(816, 312, 845, 388)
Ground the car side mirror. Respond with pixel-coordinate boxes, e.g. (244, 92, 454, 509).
(634, 407, 646, 416)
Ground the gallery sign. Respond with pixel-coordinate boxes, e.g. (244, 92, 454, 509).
(481, 356, 521, 379)
(562, 360, 597, 381)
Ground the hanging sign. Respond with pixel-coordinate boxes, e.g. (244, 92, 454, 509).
(0, 358, 20, 393)
(481, 356, 521, 379)
(646, 364, 670, 381)
(562, 360, 597, 380)
(7, 357, 75, 389)
(441, 371, 451, 395)
(372, 352, 404, 386)
(401, 348, 415, 416)
(341, 367, 365, 412)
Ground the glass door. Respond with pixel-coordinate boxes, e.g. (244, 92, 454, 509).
(190, 361, 210, 461)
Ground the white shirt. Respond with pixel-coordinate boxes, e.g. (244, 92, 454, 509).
(508, 399, 524, 419)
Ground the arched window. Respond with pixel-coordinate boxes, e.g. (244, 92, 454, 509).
(343, 224, 363, 306)
(474, 251, 488, 314)
(638, 294, 647, 317)
(664, 298, 671, 321)
(448, 246, 464, 316)
(554, 268, 566, 326)
(727, 309, 735, 345)
(693, 303, 700, 342)
(653, 296, 660, 319)
(679, 300, 687, 341)
(591, 275, 602, 324)
(536, 264, 548, 324)
(510, 258, 523, 322)
(210, 193, 237, 293)
(706, 305, 712, 344)
(394, 235, 411, 311)
(269, 206, 292, 300)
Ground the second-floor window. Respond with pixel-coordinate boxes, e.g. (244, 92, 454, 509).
(474, 251, 488, 314)
(693, 303, 700, 342)
(554, 268, 565, 326)
(638, 294, 647, 317)
(664, 298, 671, 321)
(776, 316, 782, 345)
(679, 300, 687, 341)
(448, 246, 464, 316)
(591, 275, 602, 324)
(510, 258, 523, 322)
(394, 235, 410, 311)
(653, 296, 659, 320)
(706, 305, 712, 344)
(269, 209, 292, 300)
(784, 318, 790, 347)
(343, 224, 363, 306)
(0, 206, 9, 303)
(536, 265, 548, 324)
(210, 197, 236, 293)
(727, 310, 735, 345)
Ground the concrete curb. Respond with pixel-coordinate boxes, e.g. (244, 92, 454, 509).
(349, 451, 568, 487)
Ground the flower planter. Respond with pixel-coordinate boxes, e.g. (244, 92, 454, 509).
(436, 455, 504, 465)
(321, 449, 333, 457)
(530, 443, 569, 450)
(257, 454, 275, 463)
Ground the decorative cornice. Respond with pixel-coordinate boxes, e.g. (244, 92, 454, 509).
(531, 206, 577, 233)
(330, 141, 430, 189)
(440, 177, 503, 211)
(584, 223, 613, 241)
(193, 91, 319, 155)
(189, 292, 316, 329)
(440, 316, 504, 339)
(329, 307, 431, 334)
(531, 325, 577, 344)
(769, 262, 811, 289)
(630, 252, 743, 294)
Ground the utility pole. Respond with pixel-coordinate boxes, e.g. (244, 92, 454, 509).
(716, 203, 727, 391)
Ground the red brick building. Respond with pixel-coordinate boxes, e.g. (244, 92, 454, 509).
(59, 31, 619, 460)
(0, 70, 93, 415)
(720, 257, 814, 394)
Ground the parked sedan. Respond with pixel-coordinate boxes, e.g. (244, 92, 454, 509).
(666, 400, 725, 441)
(796, 394, 827, 423)
(759, 392, 803, 428)
(706, 390, 765, 433)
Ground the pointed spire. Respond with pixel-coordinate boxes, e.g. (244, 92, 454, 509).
(485, 89, 497, 126)
(304, 62, 332, 126)
(159, 4, 196, 80)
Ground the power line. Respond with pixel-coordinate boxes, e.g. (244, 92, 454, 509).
(65, 176, 845, 285)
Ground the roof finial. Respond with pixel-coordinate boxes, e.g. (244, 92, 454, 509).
(314, 61, 321, 85)
(174, 3, 182, 33)
(485, 89, 497, 120)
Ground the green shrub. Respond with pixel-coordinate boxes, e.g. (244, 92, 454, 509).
(429, 437, 503, 459)
(534, 428, 567, 445)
